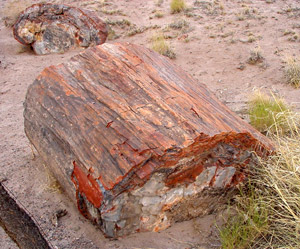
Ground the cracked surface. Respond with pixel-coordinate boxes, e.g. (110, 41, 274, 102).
(24, 42, 273, 237)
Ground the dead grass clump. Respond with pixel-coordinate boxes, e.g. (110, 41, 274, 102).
(155, 0, 164, 7)
(151, 33, 176, 59)
(236, 6, 260, 21)
(194, 0, 225, 16)
(106, 19, 131, 28)
(283, 29, 296, 36)
(170, 0, 186, 14)
(288, 33, 299, 42)
(1, 0, 33, 27)
(100, 8, 125, 16)
(248, 91, 296, 134)
(107, 26, 120, 40)
(285, 57, 300, 88)
(154, 10, 164, 18)
(127, 25, 159, 37)
(42, 164, 62, 193)
(169, 19, 189, 30)
(283, 6, 300, 18)
(247, 35, 256, 43)
(127, 26, 147, 36)
(220, 112, 300, 248)
(247, 46, 264, 65)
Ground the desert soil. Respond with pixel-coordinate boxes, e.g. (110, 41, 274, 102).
(1, 0, 300, 248)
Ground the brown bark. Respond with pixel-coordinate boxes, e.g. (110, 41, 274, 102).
(13, 4, 107, 55)
(24, 42, 273, 237)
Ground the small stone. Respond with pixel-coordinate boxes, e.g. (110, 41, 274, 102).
(237, 63, 246, 70)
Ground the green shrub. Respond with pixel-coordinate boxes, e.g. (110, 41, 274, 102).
(248, 91, 294, 134)
(220, 186, 269, 249)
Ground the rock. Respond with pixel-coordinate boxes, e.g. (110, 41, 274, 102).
(23, 42, 274, 237)
(13, 3, 108, 55)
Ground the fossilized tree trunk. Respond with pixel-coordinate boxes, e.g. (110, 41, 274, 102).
(24, 42, 273, 237)
(13, 3, 107, 55)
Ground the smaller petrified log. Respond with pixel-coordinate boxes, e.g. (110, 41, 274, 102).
(0, 181, 52, 249)
(13, 4, 107, 55)
(24, 42, 273, 238)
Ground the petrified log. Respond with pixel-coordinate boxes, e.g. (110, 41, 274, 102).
(0, 181, 52, 249)
(13, 4, 107, 55)
(24, 42, 273, 237)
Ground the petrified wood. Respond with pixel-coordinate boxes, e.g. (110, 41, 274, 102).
(0, 181, 52, 249)
(24, 42, 273, 237)
(13, 3, 107, 55)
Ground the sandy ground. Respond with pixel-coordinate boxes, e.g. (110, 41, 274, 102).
(1, 0, 300, 248)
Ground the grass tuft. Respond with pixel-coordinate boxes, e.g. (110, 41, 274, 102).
(155, 0, 164, 7)
(42, 164, 62, 193)
(221, 126, 300, 248)
(169, 19, 189, 30)
(284, 56, 300, 88)
(220, 185, 269, 249)
(248, 91, 296, 134)
(247, 46, 264, 64)
(151, 33, 176, 59)
(154, 10, 164, 18)
(220, 108, 300, 248)
(170, 0, 186, 14)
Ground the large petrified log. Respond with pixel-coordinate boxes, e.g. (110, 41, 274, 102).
(24, 42, 273, 237)
(13, 4, 107, 55)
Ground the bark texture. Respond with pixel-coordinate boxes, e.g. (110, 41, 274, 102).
(24, 42, 273, 237)
(0, 181, 52, 249)
(13, 3, 107, 55)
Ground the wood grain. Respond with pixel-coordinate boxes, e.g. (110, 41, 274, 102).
(24, 42, 273, 236)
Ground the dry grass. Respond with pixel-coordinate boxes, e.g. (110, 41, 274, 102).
(221, 97, 300, 248)
(248, 91, 296, 134)
(170, 0, 186, 14)
(236, 6, 260, 21)
(1, 0, 33, 27)
(220, 185, 269, 249)
(247, 46, 264, 65)
(169, 19, 189, 30)
(194, 0, 225, 16)
(154, 10, 165, 18)
(42, 164, 62, 193)
(284, 56, 300, 88)
(107, 26, 120, 40)
(151, 33, 176, 59)
(155, 0, 164, 7)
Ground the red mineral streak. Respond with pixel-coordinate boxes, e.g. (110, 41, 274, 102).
(71, 161, 103, 208)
